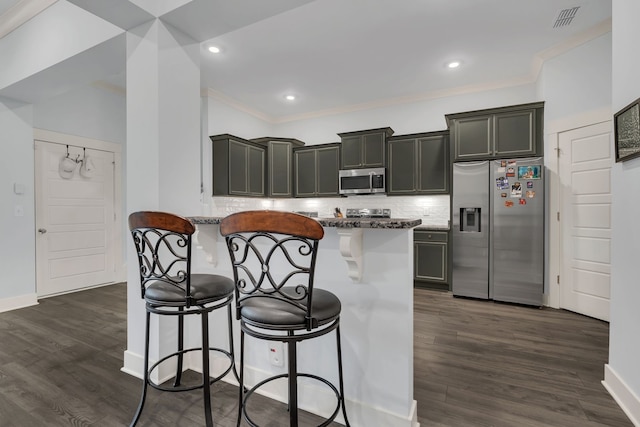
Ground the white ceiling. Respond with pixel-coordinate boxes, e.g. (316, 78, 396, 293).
(0, 0, 612, 123)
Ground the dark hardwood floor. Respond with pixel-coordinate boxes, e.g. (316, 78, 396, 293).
(414, 288, 632, 427)
(0, 283, 631, 426)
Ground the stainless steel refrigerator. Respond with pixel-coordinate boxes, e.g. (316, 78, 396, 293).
(452, 157, 544, 306)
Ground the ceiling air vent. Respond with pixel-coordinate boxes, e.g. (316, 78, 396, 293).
(553, 6, 580, 28)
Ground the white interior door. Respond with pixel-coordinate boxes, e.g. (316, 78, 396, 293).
(35, 140, 117, 297)
(558, 121, 612, 321)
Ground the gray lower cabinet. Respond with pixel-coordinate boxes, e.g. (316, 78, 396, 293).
(211, 134, 266, 197)
(414, 230, 449, 289)
(388, 131, 449, 195)
(338, 127, 394, 169)
(446, 102, 544, 161)
(251, 137, 305, 198)
(293, 143, 340, 197)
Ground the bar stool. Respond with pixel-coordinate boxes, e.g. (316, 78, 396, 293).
(220, 210, 350, 427)
(128, 211, 236, 427)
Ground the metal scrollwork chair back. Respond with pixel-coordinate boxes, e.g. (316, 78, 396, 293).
(220, 210, 350, 427)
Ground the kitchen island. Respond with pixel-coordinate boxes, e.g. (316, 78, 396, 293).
(126, 214, 421, 427)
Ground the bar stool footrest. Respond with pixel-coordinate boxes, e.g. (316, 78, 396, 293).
(148, 346, 234, 393)
(242, 373, 342, 427)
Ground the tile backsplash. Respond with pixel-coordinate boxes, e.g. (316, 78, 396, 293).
(206, 194, 450, 227)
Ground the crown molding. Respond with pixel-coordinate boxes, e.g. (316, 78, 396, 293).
(203, 87, 274, 123)
(0, 0, 57, 39)
(203, 75, 536, 126)
(271, 75, 536, 124)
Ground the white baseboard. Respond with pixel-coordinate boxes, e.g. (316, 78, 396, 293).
(0, 293, 38, 313)
(122, 349, 418, 427)
(603, 364, 640, 426)
(240, 364, 418, 427)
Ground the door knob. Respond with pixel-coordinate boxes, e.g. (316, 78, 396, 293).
(38, 228, 47, 234)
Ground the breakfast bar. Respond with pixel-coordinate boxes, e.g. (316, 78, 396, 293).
(187, 214, 422, 427)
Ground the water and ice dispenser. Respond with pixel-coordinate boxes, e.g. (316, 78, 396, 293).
(460, 208, 481, 232)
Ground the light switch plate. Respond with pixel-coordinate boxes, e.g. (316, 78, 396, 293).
(14, 183, 25, 195)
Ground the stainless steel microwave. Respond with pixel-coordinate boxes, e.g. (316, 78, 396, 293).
(339, 167, 386, 195)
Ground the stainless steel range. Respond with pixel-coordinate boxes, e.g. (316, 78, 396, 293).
(345, 208, 391, 218)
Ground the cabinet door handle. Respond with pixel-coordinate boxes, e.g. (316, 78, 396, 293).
(38, 228, 47, 234)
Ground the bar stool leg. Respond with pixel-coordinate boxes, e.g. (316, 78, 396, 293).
(130, 311, 151, 427)
(227, 304, 240, 383)
(237, 329, 245, 427)
(201, 311, 213, 427)
(174, 309, 184, 387)
(287, 335, 298, 427)
(336, 325, 350, 427)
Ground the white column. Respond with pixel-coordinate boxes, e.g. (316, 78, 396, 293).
(123, 17, 203, 379)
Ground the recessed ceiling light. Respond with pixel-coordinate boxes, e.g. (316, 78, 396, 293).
(208, 46, 221, 54)
(285, 95, 296, 101)
(448, 61, 461, 69)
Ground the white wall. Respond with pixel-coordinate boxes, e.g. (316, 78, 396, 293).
(207, 96, 274, 138)
(0, 1, 122, 90)
(0, 65, 127, 312)
(606, 0, 640, 424)
(538, 33, 612, 124)
(0, 98, 36, 307)
(33, 84, 126, 145)
(0, 0, 128, 311)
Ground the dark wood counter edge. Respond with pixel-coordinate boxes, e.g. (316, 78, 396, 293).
(187, 216, 422, 229)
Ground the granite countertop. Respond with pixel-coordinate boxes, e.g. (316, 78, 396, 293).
(188, 216, 223, 224)
(317, 217, 421, 229)
(187, 216, 422, 229)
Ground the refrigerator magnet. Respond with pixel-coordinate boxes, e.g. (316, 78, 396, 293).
(500, 160, 507, 167)
(496, 176, 509, 189)
(511, 182, 522, 197)
(501, 193, 507, 198)
(527, 181, 534, 189)
(506, 167, 515, 177)
(518, 165, 541, 179)
(507, 160, 517, 166)
(505, 200, 514, 207)
(526, 190, 535, 198)
(497, 167, 506, 173)
(519, 198, 527, 205)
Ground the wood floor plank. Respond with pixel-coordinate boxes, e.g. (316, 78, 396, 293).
(0, 283, 632, 426)
(414, 288, 632, 427)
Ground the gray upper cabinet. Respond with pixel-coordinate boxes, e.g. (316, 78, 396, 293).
(293, 143, 340, 197)
(251, 137, 305, 198)
(388, 131, 449, 195)
(338, 127, 394, 169)
(447, 102, 544, 161)
(211, 134, 266, 197)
